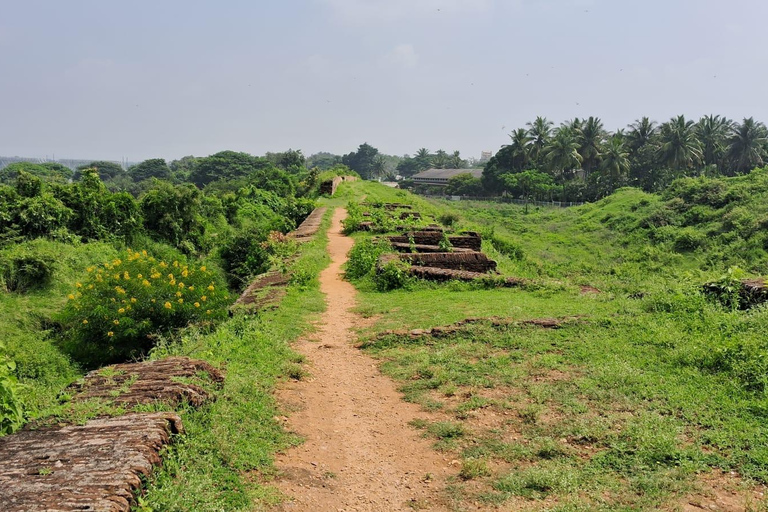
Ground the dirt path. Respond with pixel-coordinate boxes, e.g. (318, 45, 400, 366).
(273, 209, 453, 511)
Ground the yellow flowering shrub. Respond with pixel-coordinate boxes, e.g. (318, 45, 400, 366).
(58, 249, 229, 364)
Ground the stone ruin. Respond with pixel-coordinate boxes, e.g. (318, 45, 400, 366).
(68, 357, 224, 408)
(289, 207, 327, 241)
(0, 413, 182, 512)
(319, 175, 357, 196)
(387, 231, 482, 252)
(0, 357, 224, 511)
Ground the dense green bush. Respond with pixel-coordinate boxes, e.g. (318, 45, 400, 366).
(490, 234, 525, 260)
(374, 259, 412, 291)
(345, 239, 391, 280)
(0, 244, 57, 292)
(58, 249, 229, 365)
(218, 228, 272, 290)
(140, 181, 207, 251)
(0, 343, 24, 435)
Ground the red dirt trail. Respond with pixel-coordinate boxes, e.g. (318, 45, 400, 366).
(273, 208, 454, 511)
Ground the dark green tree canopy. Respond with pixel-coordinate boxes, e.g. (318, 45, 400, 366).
(342, 143, 380, 180)
(191, 151, 273, 187)
(76, 161, 125, 181)
(0, 162, 73, 184)
(129, 158, 171, 182)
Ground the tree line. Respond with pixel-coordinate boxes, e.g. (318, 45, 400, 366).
(476, 115, 768, 202)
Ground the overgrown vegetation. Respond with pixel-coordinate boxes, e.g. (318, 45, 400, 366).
(340, 178, 768, 510)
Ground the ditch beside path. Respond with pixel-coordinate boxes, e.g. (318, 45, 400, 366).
(273, 208, 453, 511)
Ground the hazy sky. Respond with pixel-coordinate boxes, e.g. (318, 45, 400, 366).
(1, 0, 766, 162)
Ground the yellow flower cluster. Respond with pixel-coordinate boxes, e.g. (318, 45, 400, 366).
(68, 248, 223, 340)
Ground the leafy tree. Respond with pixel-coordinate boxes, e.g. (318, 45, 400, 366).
(248, 165, 297, 197)
(727, 117, 768, 175)
(266, 149, 306, 171)
(659, 115, 703, 173)
(56, 169, 142, 241)
(0, 162, 72, 184)
(396, 156, 420, 177)
(191, 151, 272, 187)
(169, 156, 198, 182)
(129, 158, 171, 182)
(140, 181, 205, 250)
(481, 144, 516, 193)
(501, 170, 554, 211)
(306, 152, 341, 171)
(342, 143, 380, 180)
(446, 173, 483, 196)
(77, 161, 125, 181)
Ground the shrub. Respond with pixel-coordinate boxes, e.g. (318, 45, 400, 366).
(438, 213, 459, 227)
(490, 234, 525, 260)
(673, 227, 706, 252)
(345, 239, 390, 280)
(0, 244, 57, 292)
(374, 259, 412, 291)
(218, 228, 271, 290)
(0, 343, 24, 435)
(58, 249, 229, 365)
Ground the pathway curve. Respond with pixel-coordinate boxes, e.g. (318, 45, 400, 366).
(273, 208, 453, 511)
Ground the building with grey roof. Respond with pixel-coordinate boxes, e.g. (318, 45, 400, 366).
(411, 168, 483, 186)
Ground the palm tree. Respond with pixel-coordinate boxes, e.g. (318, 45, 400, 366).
(433, 150, 449, 169)
(543, 127, 582, 177)
(371, 155, 386, 179)
(727, 117, 768, 175)
(506, 128, 532, 172)
(658, 115, 703, 173)
(576, 116, 606, 175)
(415, 148, 432, 171)
(599, 135, 630, 189)
(526, 116, 553, 167)
(449, 150, 465, 169)
(626, 117, 657, 152)
(697, 115, 733, 168)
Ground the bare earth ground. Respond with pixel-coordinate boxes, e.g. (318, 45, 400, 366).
(273, 208, 455, 512)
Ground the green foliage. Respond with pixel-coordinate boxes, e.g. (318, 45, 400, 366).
(0, 343, 24, 435)
(0, 243, 57, 292)
(437, 212, 459, 227)
(76, 161, 125, 181)
(191, 151, 273, 187)
(218, 228, 272, 290)
(58, 249, 229, 365)
(345, 238, 390, 280)
(489, 234, 525, 260)
(129, 158, 171, 182)
(56, 169, 142, 241)
(0, 162, 72, 184)
(140, 181, 206, 251)
(446, 174, 483, 196)
(341, 143, 380, 180)
(374, 259, 411, 291)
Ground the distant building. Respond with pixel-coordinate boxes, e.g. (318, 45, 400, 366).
(479, 150, 493, 163)
(412, 168, 483, 187)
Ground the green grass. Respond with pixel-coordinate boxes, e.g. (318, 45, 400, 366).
(341, 181, 768, 510)
(0, 239, 118, 417)
(137, 207, 332, 511)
